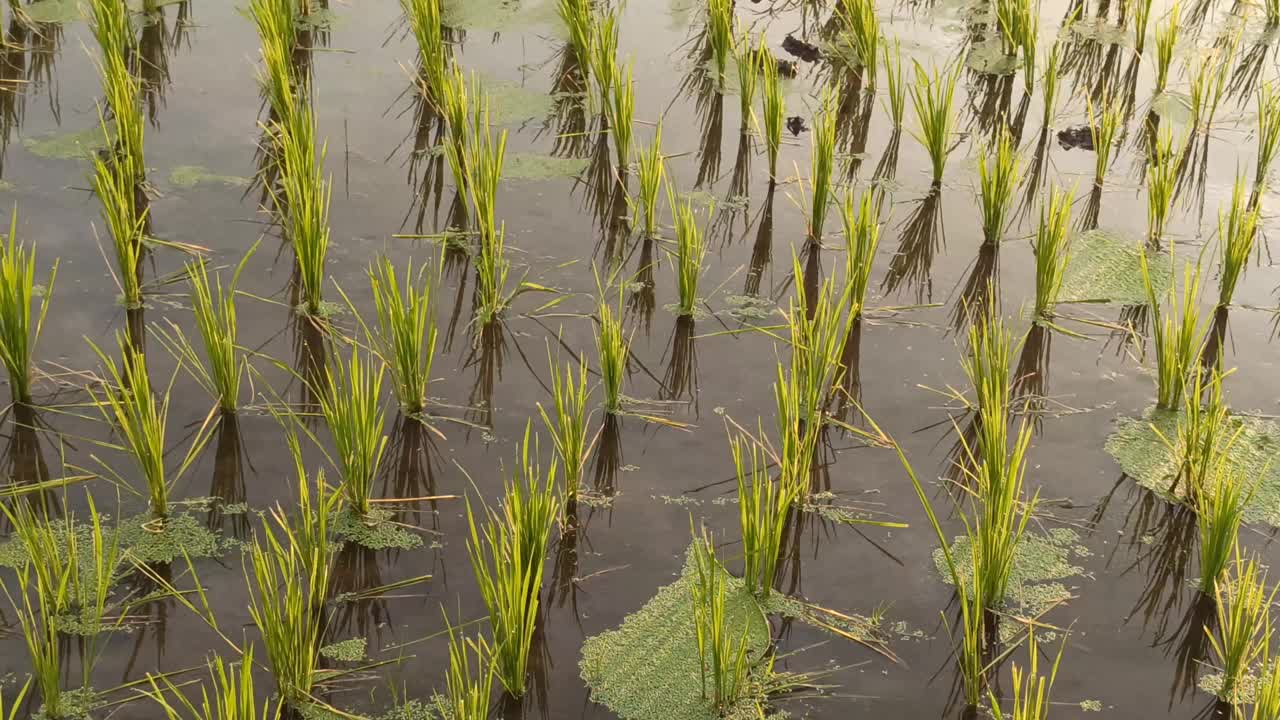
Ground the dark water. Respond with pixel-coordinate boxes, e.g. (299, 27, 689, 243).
(0, 0, 1277, 717)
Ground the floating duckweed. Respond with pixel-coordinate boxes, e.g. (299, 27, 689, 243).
(22, 127, 109, 160)
(0, 512, 226, 569)
(503, 153, 590, 181)
(319, 637, 368, 662)
(486, 81, 559, 124)
(1107, 408, 1280, 527)
(1080, 699, 1104, 712)
(333, 507, 424, 551)
(1060, 230, 1172, 304)
(33, 687, 100, 720)
(169, 165, 252, 189)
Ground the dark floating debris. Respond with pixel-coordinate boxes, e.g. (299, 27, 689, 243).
(1056, 125, 1094, 151)
(787, 115, 808, 136)
(782, 33, 821, 63)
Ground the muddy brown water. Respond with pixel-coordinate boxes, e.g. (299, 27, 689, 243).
(0, 0, 1277, 717)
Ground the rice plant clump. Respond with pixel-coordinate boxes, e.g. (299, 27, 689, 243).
(605, 61, 635, 170)
(538, 351, 591, 507)
(318, 346, 389, 518)
(402, 0, 448, 104)
(1087, 99, 1121, 189)
(988, 633, 1066, 720)
(1040, 40, 1061, 128)
(635, 126, 666, 239)
(1195, 463, 1253, 595)
(806, 86, 840, 243)
(147, 647, 276, 720)
(441, 618, 495, 720)
(0, 212, 57, 406)
(1153, 6, 1180, 97)
(706, 0, 735, 85)
(1146, 126, 1180, 248)
(1253, 645, 1280, 720)
(836, 0, 880, 87)
(690, 525, 752, 713)
(596, 298, 630, 415)
(841, 188, 881, 318)
(977, 128, 1021, 246)
(882, 40, 905, 128)
(1255, 82, 1280, 201)
(734, 31, 758, 130)
(1132, 0, 1156, 55)
(366, 255, 438, 416)
(1140, 256, 1206, 410)
(1217, 176, 1259, 308)
(735, 432, 800, 599)
(1208, 555, 1275, 705)
(670, 191, 708, 318)
(91, 103, 148, 309)
(558, 0, 593, 70)
(277, 98, 333, 318)
(1031, 185, 1072, 320)
(909, 61, 961, 186)
(758, 45, 784, 182)
(465, 425, 560, 697)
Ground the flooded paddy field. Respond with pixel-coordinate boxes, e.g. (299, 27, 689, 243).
(0, 0, 1277, 718)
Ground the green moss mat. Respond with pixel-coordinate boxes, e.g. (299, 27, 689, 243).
(1106, 408, 1280, 527)
(169, 165, 251, 189)
(503, 153, 590, 181)
(333, 508, 424, 551)
(1060, 230, 1171, 305)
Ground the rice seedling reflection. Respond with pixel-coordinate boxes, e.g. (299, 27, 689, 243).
(662, 314, 699, 404)
(0, 210, 56, 407)
(883, 188, 944, 302)
(205, 414, 251, 540)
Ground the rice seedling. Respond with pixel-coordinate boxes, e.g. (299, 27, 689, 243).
(0, 680, 29, 720)
(402, 0, 448, 103)
(317, 346, 388, 518)
(1207, 555, 1275, 705)
(909, 61, 961, 186)
(1031, 184, 1072, 320)
(995, 0, 1037, 92)
(438, 63, 471, 199)
(1086, 99, 1121, 189)
(558, 0, 593, 69)
(276, 100, 332, 318)
(1253, 644, 1280, 720)
(0, 211, 56, 406)
(1140, 254, 1206, 410)
(757, 44, 785, 182)
(442, 616, 495, 720)
(586, 5, 620, 110)
(840, 188, 881, 318)
(1146, 126, 1180, 248)
(882, 40, 905, 128)
(538, 350, 590, 506)
(1132, 0, 1155, 55)
(734, 31, 758, 129)
(988, 633, 1066, 720)
(596, 297, 629, 414)
(155, 250, 254, 414)
(90, 0, 143, 177)
(1153, 6, 1179, 97)
(1157, 363, 1237, 506)
(465, 424, 560, 696)
(147, 647, 275, 720)
(635, 125, 666, 239)
(977, 128, 1021, 246)
(365, 255, 438, 415)
(1217, 175, 1259, 308)
(605, 61, 635, 169)
(806, 85, 839, 242)
(706, 0, 735, 85)
(690, 524, 752, 712)
(1254, 82, 1280, 201)
(3, 561, 67, 718)
(734, 432, 799, 599)
(91, 109, 148, 309)
(89, 333, 204, 523)
(1195, 457, 1252, 593)
(1188, 43, 1233, 132)
(252, 0, 300, 120)
(670, 190, 708, 317)
(836, 0, 880, 87)
(1039, 40, 1061, 128)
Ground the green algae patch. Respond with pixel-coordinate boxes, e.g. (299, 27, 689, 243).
(34, 687, 100, 720)
(487, 80, 557, 124)
(319, 637, 368, 662)
(169, 165, 251, 189)
(22, 127, 108, 160)
(1106, 408, 1280, 527)
(442, 0, 559, 33)
(300, 699, 438, 720)
(503, 153, 590, 181)
(934, 528, 1088, 639)
(24, 0, 82, 23)
(1060, 229, 1171, 304)
(580, 548, 774, 720)
(333, 508, 423, 551)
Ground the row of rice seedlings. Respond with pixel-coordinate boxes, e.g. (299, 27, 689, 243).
(635, 126, 666, 239)
(89, 333, 207, 522)
(977, 129, 1021, 245)
(758, 44, 785, 182)
(1217, 176, 1259, 308)
(538, 351, 590, 506)
(366, 256, 439, 415)
(1139, 253, 1206, 410)
(690, 525, 752, 712)
(670, 191, 708, 317)
(909, 61, 961, 187)
(1031, 185, 1072, 321)
(836, 0, 880, 87)
(841, 188, 881, 318)
(806, 86, 840, 242)
(276, 98, 333, 317)
(988, 634, 1065, 720)
(442, 617, 495, 720)
(1152, 6, 1179, 97)
(147, 647, 275, 720)
(706, 0, 735, 85)
(155, 250, 254, 414)
(465, 425, 560, 696)
(1254, 81, 1280, 201)
(605, 61, 635, 169)
(318, 346, 388, 518)
(596, 297, 630, 415)
(1, 497, 120, 719)
(1208, 555, 1275, 706)
(1146, 127, 1180, 248)
(1087, 99, 1121, 189)
(882, 40, 905, 128)
(734, 430, 800, 598)
(402, 0, 448, 107)
(0, 212, 56, 406)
